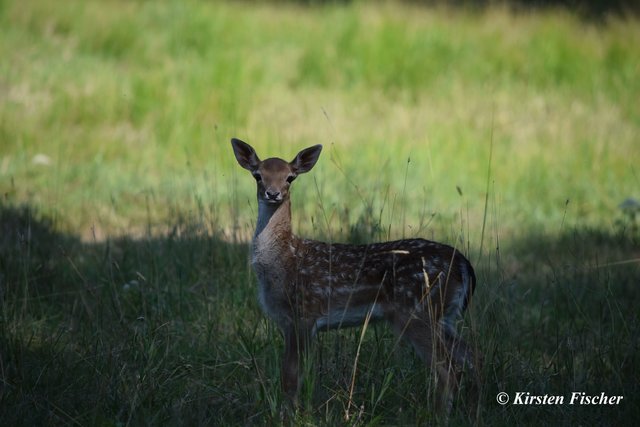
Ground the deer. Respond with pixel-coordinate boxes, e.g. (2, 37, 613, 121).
(231, 138, 477, 414)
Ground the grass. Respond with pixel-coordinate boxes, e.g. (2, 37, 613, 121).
(1, 0, 639, 425)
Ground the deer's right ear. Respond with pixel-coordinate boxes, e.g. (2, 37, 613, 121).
(231, 138, 260, 171)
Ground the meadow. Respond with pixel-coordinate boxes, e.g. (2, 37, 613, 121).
(1, 0, 639, 425)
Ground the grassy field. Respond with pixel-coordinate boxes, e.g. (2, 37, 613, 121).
(1, 0, 639, 425)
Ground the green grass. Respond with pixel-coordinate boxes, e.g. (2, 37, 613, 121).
(1, 0, 639, 425)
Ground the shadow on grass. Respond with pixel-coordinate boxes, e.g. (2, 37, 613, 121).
(474, 223, 639, 424)
(1, 203, 639, 425)
(279, 0, 639, 19)
(0, 203, 265, 425)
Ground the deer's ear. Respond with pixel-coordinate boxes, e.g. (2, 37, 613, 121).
(291, 144, 322, 174)
(231, 138, 261, 171)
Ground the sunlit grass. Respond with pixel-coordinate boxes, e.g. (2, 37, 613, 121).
(1, 0, 638, 237)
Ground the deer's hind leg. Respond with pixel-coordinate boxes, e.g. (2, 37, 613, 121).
(389, 312, 462, 415)
(440, 320, 481, 415)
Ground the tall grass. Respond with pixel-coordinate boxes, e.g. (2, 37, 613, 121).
(1, 0, 639, 425)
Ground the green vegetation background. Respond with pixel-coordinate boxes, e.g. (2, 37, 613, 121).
(1, 0, 638, 425)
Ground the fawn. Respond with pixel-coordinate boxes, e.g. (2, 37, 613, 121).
(231, 138, 477, 413)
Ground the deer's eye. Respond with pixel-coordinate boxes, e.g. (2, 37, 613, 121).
(286, 175, 296, 184)
(252, 172, 262, 182)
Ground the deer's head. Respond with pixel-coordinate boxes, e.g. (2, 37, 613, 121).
(231, 138, 322, 205)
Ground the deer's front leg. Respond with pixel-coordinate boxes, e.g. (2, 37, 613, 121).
(281, 323, 311, 404)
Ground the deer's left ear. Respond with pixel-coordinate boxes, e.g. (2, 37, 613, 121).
(291, 145, 322, 174)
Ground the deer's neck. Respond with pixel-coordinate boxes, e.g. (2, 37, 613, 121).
(254, 199, 292, 241)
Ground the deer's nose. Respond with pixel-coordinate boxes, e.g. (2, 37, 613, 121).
(265, 190, 281, 200)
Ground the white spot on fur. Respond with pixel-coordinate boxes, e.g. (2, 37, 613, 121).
(385, 249, 410, 255)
